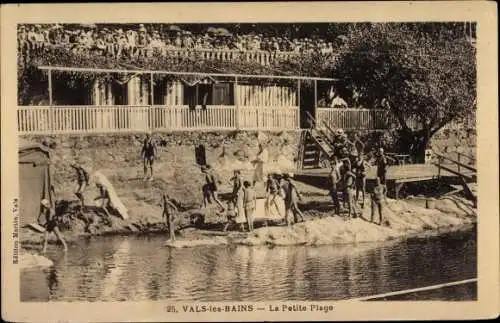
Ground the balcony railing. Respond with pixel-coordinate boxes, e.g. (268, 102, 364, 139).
(17, 105, 300, 134)
(316, 108, 397, 130)
(18, 105, 473, 135)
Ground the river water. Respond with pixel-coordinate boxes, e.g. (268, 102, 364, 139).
(21, 227, 476, 302)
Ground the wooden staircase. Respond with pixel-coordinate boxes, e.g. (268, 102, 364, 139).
(298, 112, 337, 169)
(433, 151, 477, 207)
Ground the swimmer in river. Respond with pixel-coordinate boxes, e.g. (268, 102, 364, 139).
(371, 177, 387, 225)
(39, 199, 68, 253)
(161, 193, 178, 241)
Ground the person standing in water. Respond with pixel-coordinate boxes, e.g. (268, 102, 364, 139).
(243, 181, 256, 232)
(281, 173, 305, 225)
(70, 161, 89, 211)
(371, 177, 387, 225)
(141, 133, 158, 181)
(161, 193, 178, 241)
(39, 199, 68, 253)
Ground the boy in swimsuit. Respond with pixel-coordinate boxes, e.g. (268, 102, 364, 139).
(201, 165, 225, 212)
(161, 193, 178, 241)
(39, 199, 68, 253)
(371, 177, 387, 225)
(343, 163, 359, 219)
(243, 181, 256, 232)
(70, 161, 89, 211)
(141, 133, 158, 181)
(281, 173, 305, 225)
(265, 173, 282, 218)
(94, 182, 113, 225)
(328, 157, 341, 216)
(354, 153, 370, 208)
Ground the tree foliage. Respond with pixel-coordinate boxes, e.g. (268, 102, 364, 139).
(333, 23, 476, 160)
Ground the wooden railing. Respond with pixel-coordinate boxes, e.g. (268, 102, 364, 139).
(17, 105, 300, 134)
(317, 108, 395, 130)
(163, 49, 329, 66)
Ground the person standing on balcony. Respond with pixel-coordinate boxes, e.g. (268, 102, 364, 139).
(141, 133, 158, 181)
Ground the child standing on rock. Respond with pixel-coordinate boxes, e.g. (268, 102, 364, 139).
(343, 163, 358, 219)
(371, 177, 387, 225)
(161, 193, 178, 241)
(281, 173, 305, 225)
(70, 161, 90, 211)
(243, 181, 256, 232)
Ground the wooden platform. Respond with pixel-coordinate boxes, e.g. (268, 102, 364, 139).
(297, 163, 473, 182)
(294, 163, 476, 199)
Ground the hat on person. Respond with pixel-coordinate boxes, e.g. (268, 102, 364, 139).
(379, 147, 384, 153)
(117, 28, 124, 34)
(41, 199, 50, 208)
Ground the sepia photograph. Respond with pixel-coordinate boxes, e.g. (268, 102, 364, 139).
(1, 2, 498, 322)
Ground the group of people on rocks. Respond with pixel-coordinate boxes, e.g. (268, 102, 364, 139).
(327, 147, 388, 225)
(18, 23, 338, 62)
(37, 130, 390, 251)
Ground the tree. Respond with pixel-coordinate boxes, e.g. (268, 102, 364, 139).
(333, 23, 476, 162)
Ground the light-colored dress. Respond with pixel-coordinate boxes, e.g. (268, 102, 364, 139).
(252, 148, 268, 183)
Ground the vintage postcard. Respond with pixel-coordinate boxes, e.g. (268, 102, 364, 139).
(1, 2, 498, 322)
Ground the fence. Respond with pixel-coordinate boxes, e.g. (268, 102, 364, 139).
(17, 105, 300, 134)
(316, 108, 396, 130)
(18, 105, 473, 135)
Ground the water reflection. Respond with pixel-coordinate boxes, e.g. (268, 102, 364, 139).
(21, 229, 477, 302)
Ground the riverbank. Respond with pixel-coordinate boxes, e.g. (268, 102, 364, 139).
(20, 131, 476, 250)
(21, 192, 476, 249)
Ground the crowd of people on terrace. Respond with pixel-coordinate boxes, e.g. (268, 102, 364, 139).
(18, 23, 338, 61)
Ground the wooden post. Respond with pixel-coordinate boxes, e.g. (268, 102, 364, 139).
(314, 80, 317, 128)
(235, 76, 239, 130)
(48, 68, 53, 133)
(150, 73, 154, 131)
(297, 80, 301, 128)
